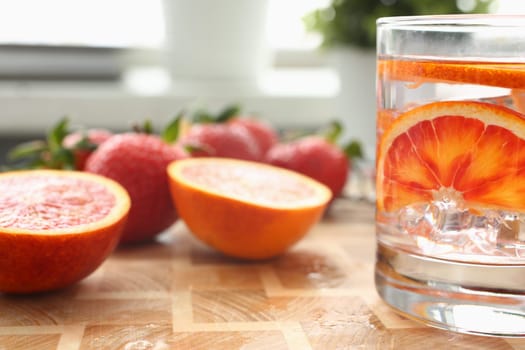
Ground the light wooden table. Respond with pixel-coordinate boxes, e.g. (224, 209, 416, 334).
(0, 199, 523, 349)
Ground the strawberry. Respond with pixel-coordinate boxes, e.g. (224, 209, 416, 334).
(173, 104, 264, 161)
(227, 117, 278, 156)
(62, 129, 113, 170)
(264, 123, 363, 201)
(265, 136, 348, 199)
(178, 123, 262, 161)
(85, 133, 187, 244)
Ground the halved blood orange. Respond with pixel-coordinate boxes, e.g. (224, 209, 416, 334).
(167, 158, 331, 260)
(0, 170, 130, 294)
(377, 101, 525, 212)
(378, 60, 525, 89)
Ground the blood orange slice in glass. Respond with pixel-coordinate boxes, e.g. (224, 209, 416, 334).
(378, 60, 525, 89)
(512, 89, 525, 114)
(0, 170, 130, 294)
(377, 101, 525, 213)
(167, 157, 331, 260)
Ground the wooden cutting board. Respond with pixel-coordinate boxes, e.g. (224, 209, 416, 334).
(0, 199, 523, 349)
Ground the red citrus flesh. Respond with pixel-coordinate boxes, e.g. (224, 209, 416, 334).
(0, 175, 115, 230)
(377, 101, 525, 213)
(0, 170, 130, 294)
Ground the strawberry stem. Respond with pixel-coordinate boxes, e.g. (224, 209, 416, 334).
(133, 119, 154, 134)
(183, 142, 215, 156)
(161, 111, 185, 143)
(46, 117, 69, 152)
(7, 140, 48, 161)
(71, 133, 98, 152)
(321, 120, 343, 144)
(343, 140, 364, 161)
(215, 104, 241, 122)
(192, 103, 242, 124)
(192, 109, 215, 123)
(320, 120, 365, 162)
(5, 117, 77, 170)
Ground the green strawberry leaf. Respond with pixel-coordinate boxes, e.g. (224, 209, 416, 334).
(7, 140, 48, 161)
(182, 142, 214, 156)
(133, 119, 154, 134)
(215, 103, 241, 122)
(161, 111, 185, 143)
(192, 109, 215, 123)
(191, 103, 242, 124)
(343, 139, 364, 161)
(50, 147, 76, 170)
(4, 117, 79, 171)
(143, 119, 154, 134)
(322, 120, 343, 144)
(71, 133, 97, 151)
(46, 117, 70, 152)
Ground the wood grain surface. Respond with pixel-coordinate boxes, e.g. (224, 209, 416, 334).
(1, 199, 524, 349)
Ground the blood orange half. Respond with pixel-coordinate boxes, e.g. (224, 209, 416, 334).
(377, 101, 525, 212)
(167, 158, 331, 260)
(0, 170, 130, 294)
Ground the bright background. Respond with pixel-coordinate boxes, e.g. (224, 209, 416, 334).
(0, 0, 327, 50)
(0, 0, 519, 50)
(0, 0, 521, 138)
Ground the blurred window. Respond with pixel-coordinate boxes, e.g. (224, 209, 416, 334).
(0, 0, 520, 77)
(0, 1, 326, 59)
(0, 0, 164, 48)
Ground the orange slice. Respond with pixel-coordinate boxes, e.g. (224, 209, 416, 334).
(377, 101, 525, 212)
(512, 89, 525, 114)
(378, 60, 525, 89)
(0, 170, 130, 294)
(167, 157, 331, 260)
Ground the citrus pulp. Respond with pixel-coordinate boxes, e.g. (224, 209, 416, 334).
(0, 170, 130, 293)
(377, 101, 525, 213)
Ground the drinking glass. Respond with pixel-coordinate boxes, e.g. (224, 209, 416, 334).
(375, 15, 525, 337)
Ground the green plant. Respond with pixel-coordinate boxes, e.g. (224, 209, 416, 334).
(304, 0, 495, 49)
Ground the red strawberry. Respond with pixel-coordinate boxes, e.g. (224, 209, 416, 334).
(228, 117, 278, 156)
(264, 136, 350, 200)
(63, 129, 113, 170)
(179, 123, 262, 161)
(85, 133, 186, 244)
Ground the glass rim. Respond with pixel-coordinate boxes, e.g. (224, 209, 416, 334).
(377, 14, 525, 28)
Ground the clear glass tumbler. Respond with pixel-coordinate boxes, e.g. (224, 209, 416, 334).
(375, 15, 525, 337)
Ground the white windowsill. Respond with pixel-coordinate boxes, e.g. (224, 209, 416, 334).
(0, 67, 339, 134)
